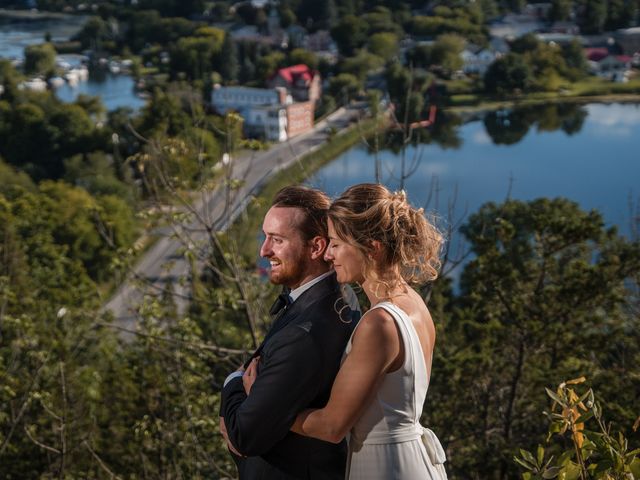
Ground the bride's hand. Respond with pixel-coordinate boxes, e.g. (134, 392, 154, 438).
(243, 357, 259, 395)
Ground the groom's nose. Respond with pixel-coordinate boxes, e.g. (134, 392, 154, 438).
(260, 238, 272, 258)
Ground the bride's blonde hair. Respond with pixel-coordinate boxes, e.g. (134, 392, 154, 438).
(328, 183, 443, 294)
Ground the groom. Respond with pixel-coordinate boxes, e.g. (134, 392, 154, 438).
(220, 185, 358, 479)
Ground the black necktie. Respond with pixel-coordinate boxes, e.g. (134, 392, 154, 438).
(269, 290, 293, 316)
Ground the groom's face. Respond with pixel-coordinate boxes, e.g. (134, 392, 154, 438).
(260, 206, 311, 289)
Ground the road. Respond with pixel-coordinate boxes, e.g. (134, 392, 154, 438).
(102, 105, 363, 328)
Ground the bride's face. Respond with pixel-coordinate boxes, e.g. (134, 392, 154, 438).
(325, 219, 366, 284)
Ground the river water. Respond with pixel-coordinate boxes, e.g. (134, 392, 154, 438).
(309, 103, 640, 240)
(0, 13, 145, 111)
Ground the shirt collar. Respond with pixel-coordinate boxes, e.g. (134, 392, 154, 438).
(289, 270, 333, 302)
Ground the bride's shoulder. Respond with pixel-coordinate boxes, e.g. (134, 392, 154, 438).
(352, 304, 399, 340)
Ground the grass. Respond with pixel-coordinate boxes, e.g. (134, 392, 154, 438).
(445, 77, 640, 113)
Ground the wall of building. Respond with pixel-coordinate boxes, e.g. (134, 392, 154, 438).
(286, 101, 314, 138)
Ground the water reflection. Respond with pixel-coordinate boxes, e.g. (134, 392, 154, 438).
(309, 103, 640, 239)
(484, 103, 587, 145)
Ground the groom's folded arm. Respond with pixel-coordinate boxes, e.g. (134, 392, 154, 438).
(221, 328, 322, 456)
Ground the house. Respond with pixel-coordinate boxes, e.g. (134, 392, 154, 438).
(585, 49, 632, 82)
(489, 14, 545, 39)
(304, 30, 337, 54)
(523, 3, 552, 19)
(614, 27, 640, 56)
(268, 64, 322, 104)
(245, 106, 289, 142)
(211, 86, 290, 114)
(211, 85, 314, 141)
(461, 46, 502, 75)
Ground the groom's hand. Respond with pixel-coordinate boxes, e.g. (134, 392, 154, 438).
(219, 416, 244, 457)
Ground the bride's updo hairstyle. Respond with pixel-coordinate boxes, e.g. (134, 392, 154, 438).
(328, 183, 443, 289)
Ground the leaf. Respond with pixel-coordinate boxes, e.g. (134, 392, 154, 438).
(515, 455, 536, 471)
(629, 457, 640, 479)
(537, 445, 545, 465)
(520, 448, 538, 467)
(566, 376, 586, 385)
(560, 462, 581, 480)
(546, 387, 566, 406)
(542, 466, 561, 479)
(573, 431, 584, 449)
(633, 416, 640, 432)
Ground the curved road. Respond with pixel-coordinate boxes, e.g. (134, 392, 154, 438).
(103, 106, 363, 328)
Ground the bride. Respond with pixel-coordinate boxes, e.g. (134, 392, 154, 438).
(246, 183, 448, 479)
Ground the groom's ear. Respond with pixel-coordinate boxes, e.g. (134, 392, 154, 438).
(309, 236, 328, 260)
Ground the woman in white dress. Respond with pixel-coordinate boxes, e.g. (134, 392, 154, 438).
(247, 183, 448, 479)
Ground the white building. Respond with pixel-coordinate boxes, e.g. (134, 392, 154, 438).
(462, 47, 502, 75)
(211, 86, 291, 114)
(211, 86, 292, 142)
(245, 106, 288, 142)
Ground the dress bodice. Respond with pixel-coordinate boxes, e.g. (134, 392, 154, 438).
(344, 301, 431, 446)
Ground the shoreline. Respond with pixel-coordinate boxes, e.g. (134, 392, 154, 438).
(0, 8, 81, 22)
(446, 93, 640, 118)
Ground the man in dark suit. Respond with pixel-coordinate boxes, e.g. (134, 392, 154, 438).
(220, 186, 358, 479)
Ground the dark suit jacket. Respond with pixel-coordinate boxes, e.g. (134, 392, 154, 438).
(220, 273, 357, 480)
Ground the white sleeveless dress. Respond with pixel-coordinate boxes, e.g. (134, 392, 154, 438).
(344, 302, 448, 480)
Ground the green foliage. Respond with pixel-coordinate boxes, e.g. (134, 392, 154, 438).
(515, 379, 640, 480)
(484, 53, 533, 94)
(23, 43, 57, 77)
(405, 8, 486, 45)
(0, 89, 107, 180)
(288, 48, 320, 71)
(331, 14, 368, 56)
(170, 29, 225, 80)
(328, 73, 362, 103)
(73, 16, 111, 50)
(337, 51, 385, 82)
(427, 197, 640, 478)
(368, 32, 399, 61)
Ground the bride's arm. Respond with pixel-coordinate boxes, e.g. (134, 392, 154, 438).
(291, 309, 401, 443)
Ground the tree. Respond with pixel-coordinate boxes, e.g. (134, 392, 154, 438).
(288, 48, 319, 71)
(368, 32, 399, 61)
(549, 0, 572, 22)
(217, 34, 238, 83)
(23, 43, 56, 77)
(427, 198, 640, 479)
(331, 14, 368, 56)
(328, 73, 361, 104)
(337, 51, 385, 82)
(581, 0, 607, 33)
(429, 34, 465, 78)
(484, 53, 533, 94)
(73, 16, 110, 51)
(561, 39, 588, 80)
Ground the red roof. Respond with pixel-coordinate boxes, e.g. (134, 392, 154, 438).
(585, 47, 609, 62)
(616, 55, 632, 62)
(274, 64, 315, 85)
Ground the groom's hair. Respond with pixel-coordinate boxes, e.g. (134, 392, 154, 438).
(272, 185, 330, 241)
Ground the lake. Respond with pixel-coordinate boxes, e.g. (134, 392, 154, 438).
(0, 13, 145, 111)
(308, 102, 640, 243)
(0, 13, 86, 59)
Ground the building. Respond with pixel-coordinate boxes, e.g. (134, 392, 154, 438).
(211, 86, 290, 115)
(211, 85, 314, 142)
(285, 102, 314, 138)
(614, 27, 640, 56)
(585, 49, 632, 82)
(461, 46, 502, 75)
(268, 64, 321, 104)
(245, 106, 288, 142)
